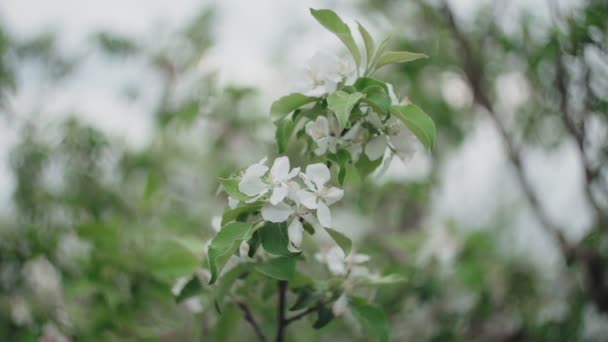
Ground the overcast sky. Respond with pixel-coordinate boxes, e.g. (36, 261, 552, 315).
(0, 0, 589, 272)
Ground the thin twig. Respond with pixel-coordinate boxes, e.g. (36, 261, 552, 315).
(237, 302, 268, 342)
(285, 305, 320, 325)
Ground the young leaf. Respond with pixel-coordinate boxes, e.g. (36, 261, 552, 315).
(271, 93, 317, 123)
(220, 178, 249, 201)
(353, 77, 389, 93)
(208, 222, 253, 284)
(324, 227, 352, 256)
(391, 104, 436, 150)
(360, 85, 391, 114)
(369, 36, 391, 71)
(214, 263, 250, 311)
(221, 204, 262, 226)
(255, 256, 296, 280)
(310, 8, 361, 70)
(357, 22, 375, 68)
(327, 91, 365, 129)
(375, 51, 428, 70)
(313, 305, 335, 329)
(350, 297, 390, 342)
(175, 276, 205, 303)
(276, 117, 295, 153)
(259, 222, 297, 257)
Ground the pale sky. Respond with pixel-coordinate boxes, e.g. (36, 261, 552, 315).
(0, 0, 590, 272)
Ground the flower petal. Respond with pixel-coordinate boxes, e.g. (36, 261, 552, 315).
(365, 135, 387, 161)
(322, 187, 344, 206)
(228, 196, 239, 209)
(389, 124, 417, 163)
(316, 201, 332, 227)
(261, 202, 293, 223)
(239, 175, 268, 197)
(297, 190, 318, 209)
(244, 163, 269, 178)
(287, 219, 304, 249)
(332, 293, 349, 316)
(269, 183, 289, 205)
(270, 156, 290, 183)
(347, 253, 371, 264)
(305, 163, 331, 188)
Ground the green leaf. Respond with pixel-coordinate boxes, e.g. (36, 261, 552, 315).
(375, 51, 428, 70)
(208, 243, 239, 285)
(324, 228, 352, 256)
(208, 222, 253, 284)
(255, 257, 296, 280)
(391, 104, 436, 150)
(357, 22, 375, 68)
(271, 93, 317, 123)
(313, 305, 335, 329)
(353, 77, 389, 93)
(147, 240, 200, 282)
(310, 8, 361, 70)
(290, 288, 321, 311)
(276, 117, 295, 153)
(247, 231, 261, 258)
(211, 222, 254, 253)
(220, 178, 249, 201)
(212, 304, 243, 342)
(329, 150, 352, 185)
(370, 36, 391, 71)
(327, 91, 365, 129)
(221, 204, 262, 226)
(259, 222, 296, 257)
(350, 297, 390, 342)
(175, 276, 205, 303)
(215, 263, 250, 311)
(354, 152, 383, 178)
(361, 85, 391, 114)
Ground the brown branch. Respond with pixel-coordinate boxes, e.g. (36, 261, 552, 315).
(439, 0, 571, 255)
(285, 305, 320, 325)
(555, 47, 608, 233)
(275, 280, 288, 342)
(237, 302, 268, 342)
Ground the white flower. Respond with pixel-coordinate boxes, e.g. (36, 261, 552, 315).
(305, 116, 339, 156)
(315, 246, 371, 277)
(297, 164, 344, 227)
(341, 121, 364, 161)
(228, 196, 239, 209)
(364, 118, 418, 163)
(238, 157, 270, 200)
(332, 293, 349, 316)
(261, 202, 293, 223)
(386, 119, 418, 163)
(239, 156, 300, 205)
(298, 51, 354, 97)
(211, 216, 222, 232)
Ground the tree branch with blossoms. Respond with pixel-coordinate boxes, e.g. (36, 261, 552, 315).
(174, 8, 436, 342)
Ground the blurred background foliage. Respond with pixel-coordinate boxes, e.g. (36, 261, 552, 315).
(0, 0, 607, 341)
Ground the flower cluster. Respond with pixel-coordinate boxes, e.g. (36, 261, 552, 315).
(296, 51, 420, 167)
(232, 156, 344, 250)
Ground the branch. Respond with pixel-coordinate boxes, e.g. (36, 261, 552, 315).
(439, 0, 572, 255)
(237, 302, 268, 342)
(555, 45, 608, 233)
(285, 305, 320, 325)
(275, 280, 288, 342)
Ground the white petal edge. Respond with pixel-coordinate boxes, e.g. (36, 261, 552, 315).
(261, 202, 293, 223)
(365, 135, 388, 161)
(305, 163, 331, 188)
(316, 201, 332, 227)
(287, 219, 304, 249)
